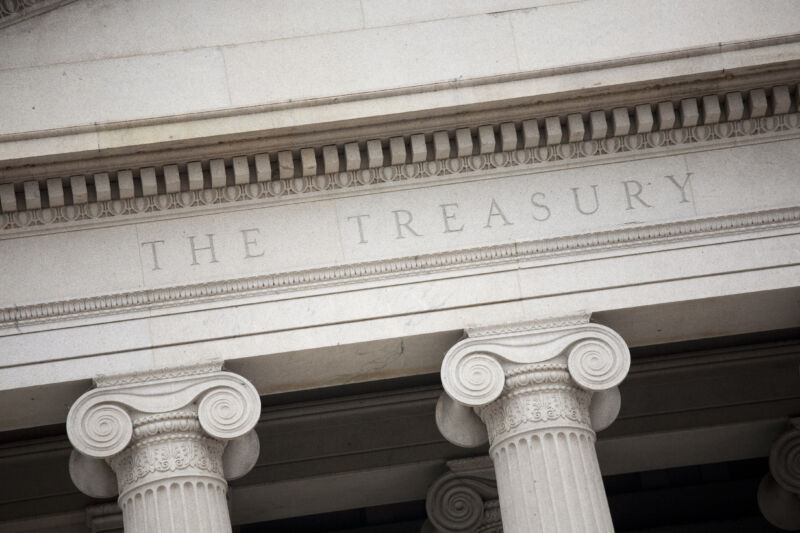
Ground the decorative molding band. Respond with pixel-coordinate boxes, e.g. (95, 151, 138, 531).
(1, 205, 798, 327)
(0, 84, 797, 232)
(0, 0, 76, 29)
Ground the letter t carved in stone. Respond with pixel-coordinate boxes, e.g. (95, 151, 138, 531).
(436, 316, 630, 533)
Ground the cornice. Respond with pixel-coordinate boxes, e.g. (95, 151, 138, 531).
(0, 83, 797, 234)
(0, 0, 76, 30)
(1, 205, 798, 327)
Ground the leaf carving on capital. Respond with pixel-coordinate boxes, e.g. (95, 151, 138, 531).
(441, 322, 630, 407)
(476, 382, 592, 443)
(109, 435, 225, 492)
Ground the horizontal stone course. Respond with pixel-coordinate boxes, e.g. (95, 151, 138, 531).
(0, 85, 795, 219)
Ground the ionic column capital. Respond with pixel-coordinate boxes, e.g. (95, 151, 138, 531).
(67, 362, 260, 459)
(423, 456, 501, 533)
(66, 363, 262, 533)
(437, 316, 630, 533)
(437, 316, 629, 447)
(759, 418, 800, 530)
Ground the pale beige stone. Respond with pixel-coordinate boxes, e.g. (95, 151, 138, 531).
(70, 176, 88, 205)
(590, 111, 607, 139)
(635, 104, 654, 133)
(438, 320, 629, 533)
(232, 156, 250, 184)
(366, 140, 383, 168)
(322, 146, 340, 174)
(94, 173, 111, 201)
(433, 131, 451, 159)
(162, 165, 180, 194)
(187, 162, 204, 190)
(455, 128, 473, 157)
(67, 365, 261, 533)
(680, 98, 699, 127)
(611, 107, 630, 136)
(210, 159, 227, 188)
(771, 85, 791, 114)
(389, 137, 406, 165)
(478, 125, 495, 154)
(23, 181, 41, 210)
(725, 92, 744, 121)
(0, 183, 16, 212)
(46, 178, 64, 208)
(499, 122, 517, 151)
(566, 113, 584, 142)
(410, 134, 427, 162)
(749, 88, 768, 118)
(656, 101, 676, 130)
(522, 119, 540, 148)
(544, 116, 562, 145)
(278, 151, 294, 179)
(0, 49, 230, 136)
(139, 167, 157, 197)
(344, 143, 361, 171)
(300, 148, 317, 176)
(702, 95, 722, 124)
(254, 154, 272, 181)
(117, 171, 134, 199)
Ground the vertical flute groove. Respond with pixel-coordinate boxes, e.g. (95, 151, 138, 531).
(478, 361, 615, 533)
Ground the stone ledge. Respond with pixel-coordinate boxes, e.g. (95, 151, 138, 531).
(0, 83, 797, 232)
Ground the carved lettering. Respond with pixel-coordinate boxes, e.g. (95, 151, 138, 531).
(347, 214, 371, 244)
(393, 209, 422, 239)
(140, 240, 165, 271)
(571, 186, 600, 215)
(484, 198, 513, 228)
(664, 173, 693, 204)
(531, 193, 551, 221)
(440, 203, 465, 233)
(188, 234, 219, 266)
(622, 180, 653, 210)
(240, 228, 265, 259)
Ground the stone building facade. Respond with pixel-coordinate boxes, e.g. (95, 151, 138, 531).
(1, 1, 799, 531)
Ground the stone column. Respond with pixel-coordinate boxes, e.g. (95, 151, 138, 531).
(67, 363, 261, 533)
(436, 317, 629, 533)
(423, 456, 501, 533)
(758, 418, 800, 531)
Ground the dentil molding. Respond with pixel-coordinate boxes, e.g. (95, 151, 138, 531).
(0, 84, 796, 231)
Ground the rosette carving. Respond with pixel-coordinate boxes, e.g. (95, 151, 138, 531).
(198, 380, 261, 440)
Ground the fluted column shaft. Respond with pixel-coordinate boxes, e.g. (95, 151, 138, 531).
(437, 318, 630, 533)
(67, 363, 261, 533)
(477, 360, 612, 532)
(110, 409, 231, 533)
